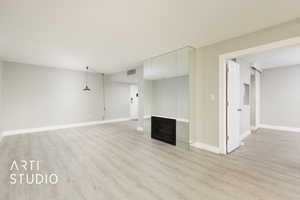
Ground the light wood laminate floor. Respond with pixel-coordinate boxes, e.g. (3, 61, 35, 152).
(1, 122, 300, 200)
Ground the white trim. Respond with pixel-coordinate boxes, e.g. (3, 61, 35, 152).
(176, 118, 189, 123)
(191, 142, 220, 154)
(259, 124, 300, 133)
(218, 57, 227, 154)
(240, 130, 251, 141)
(137, 126, 143, 132)
(251, 64, 263, 73)
(2, 118, 131, 137)
(251, 126, 259, 131)
(251, 126, 255, 130)
(219, 36, 300, 155)
(144, 115, 189, 123)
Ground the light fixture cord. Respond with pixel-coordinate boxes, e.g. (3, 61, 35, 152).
(86, 66, 89, 85)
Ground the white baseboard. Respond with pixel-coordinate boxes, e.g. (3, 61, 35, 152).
(2, 118, 131, 137)
(240, 130, 251, 141)
(259, 124, 300, 133)
(191, 142, 220, 154)
(137, 126, 143, 132)
(251, 126, 259, 131)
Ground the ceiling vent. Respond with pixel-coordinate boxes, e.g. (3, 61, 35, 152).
(127, 69, 136, 76)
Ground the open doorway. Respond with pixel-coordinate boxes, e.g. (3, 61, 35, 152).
(220, 37, 300, 154)
(250, 73, 256, 130)
(226, 59, 261, 153)
(129, 84, 139, 120)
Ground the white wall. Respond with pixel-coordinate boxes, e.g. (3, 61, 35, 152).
(2, 62, 104, 131)
(237, 59, 251, 136)
(261, 65, 300, 128)
(104, 75, 130, 120)
(0, 61, 3, 136)
(1, 62, 136, 132)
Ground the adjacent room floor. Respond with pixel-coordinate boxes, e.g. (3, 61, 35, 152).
(0, 122, 300, 200)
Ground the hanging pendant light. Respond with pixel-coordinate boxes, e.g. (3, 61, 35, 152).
(83, 66, 91, 91)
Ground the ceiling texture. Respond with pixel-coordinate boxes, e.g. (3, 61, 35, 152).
(241, 45, 300, 69)
(1, 0, 300, 73)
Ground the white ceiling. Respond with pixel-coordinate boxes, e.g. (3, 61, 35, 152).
(241, 45, 300, 69)
(1, 0, 300, 73)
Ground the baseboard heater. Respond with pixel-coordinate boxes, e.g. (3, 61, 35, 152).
(151, 116, 176, 145)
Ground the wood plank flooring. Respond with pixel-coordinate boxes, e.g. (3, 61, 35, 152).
(0, 122, 300, 200)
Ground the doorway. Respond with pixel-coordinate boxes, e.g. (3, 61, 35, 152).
(226, 60, 241, 153)
(130, 84, 139, 120)
(219, 36, 300, 154)
(226, 59, 261, 153)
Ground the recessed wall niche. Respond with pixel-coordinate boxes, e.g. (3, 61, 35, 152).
(142, 47, 195, 149)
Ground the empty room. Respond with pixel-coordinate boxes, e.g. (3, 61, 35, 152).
(224, 45, 300, 176)
(1, 1, 300, 200)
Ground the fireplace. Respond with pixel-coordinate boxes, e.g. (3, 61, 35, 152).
(151, 116, 176, 145)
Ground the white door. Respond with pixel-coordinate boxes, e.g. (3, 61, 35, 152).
(130, 85, 138, 119)
(227, 60, 241, 153)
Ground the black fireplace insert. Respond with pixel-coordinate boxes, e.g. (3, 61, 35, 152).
(151, 116, 176, 145)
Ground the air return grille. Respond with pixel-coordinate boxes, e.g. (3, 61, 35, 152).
(127, 69, 136, 76)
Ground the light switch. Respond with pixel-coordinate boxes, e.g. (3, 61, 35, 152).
(210, 94, 215, 101)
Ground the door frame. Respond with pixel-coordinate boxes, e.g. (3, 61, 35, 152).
(129, 84, 139, 119)
(226, 60, 241, 153)
(218, 36, 300, 155)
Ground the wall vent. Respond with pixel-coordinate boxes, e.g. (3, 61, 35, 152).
(127, 69, 136, 76)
